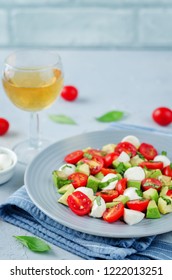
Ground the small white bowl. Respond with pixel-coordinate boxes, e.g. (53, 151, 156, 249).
(0, 147, 18, 185)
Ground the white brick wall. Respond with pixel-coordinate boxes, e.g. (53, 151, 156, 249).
(0, 0, 172, 48)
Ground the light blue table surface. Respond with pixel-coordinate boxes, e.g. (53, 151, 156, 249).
(0, 49, 172, 260)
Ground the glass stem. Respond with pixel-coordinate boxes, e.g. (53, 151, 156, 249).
(29, 112, 41, 148)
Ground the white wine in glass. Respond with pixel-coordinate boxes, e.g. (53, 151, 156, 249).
(2, 50, 64, 165)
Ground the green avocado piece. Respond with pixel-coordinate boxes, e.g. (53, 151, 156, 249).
(105, 201, 120, 208)
(95, 172, 104, 180)
(113, 195, 129, 205)
(158, 175, 172, 186)
(86, 175, 100, 192)
(101, 143, 116, 153)
(146, 200, 161, 219)
(158, 196, 172, 214)
(143, 188, 159, 203)
(130, 155, 144, 166)
(127, 180, 141, 190)
(52, 170, 71, 189)
(76, 163, 90, 176)
(149, 169, 162, 178)
(159, 186, 169, 197)
(58, 183, 74, 194)
(58, 185, 75, 206)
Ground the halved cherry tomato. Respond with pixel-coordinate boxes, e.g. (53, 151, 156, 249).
(101, 168, 117, 176)
(138, 143, 158, 160)
(115, 142, 137, 157)
(166, 189, 172, 198)
(0, 118, 9, 136)
(127, 199, 150, 212)
(162, 164, 172, 178)
(115, 178, 127, 195)
(67, 191, 92, 216)
(152, 107, 172, 126)
(68, 172, 88, 188)
(96, 190, 119, 202)
(61, 85, 78, 101)
(141, 178, 162, 192)
(103, 202, 124, 223)
(86, 149, 105, 158)
(64, 150, 83, 164)
(139, 161, 163, 170)
(103, 152, 119, 167)
(82, 155, 104, 175)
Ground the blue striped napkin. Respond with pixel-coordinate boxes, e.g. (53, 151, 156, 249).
(0, 186, 172, 260)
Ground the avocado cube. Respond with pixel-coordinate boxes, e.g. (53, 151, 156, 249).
(76, 163, 90, 176)
(102, 143, 116, 153)
(52, 170, 71, 189)
(86, 175, 100, 192)
(149, 169, 162, 179)
(58, 185, 75, 206)
(127, 180, 141, 190)
(146, 200, 161, 219)
(95, 171, 104, 180)
(143, 188, 159, 203)
(58, 183, 74, 194)
(159, 186, 168, 197)
(130, 155, 144, 166)
(113, 195, 129, 205)
(158, 196, 172, 214)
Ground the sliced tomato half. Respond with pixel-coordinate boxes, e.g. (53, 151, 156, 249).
(103, 202, 124, 223)
(141, 178, 162, 192)
(82, 155, 104, 175)
(162, 164, 172, 178)
(127, 199, 150, 212)
(64, 150, 84, 164)
(96, 190, 119, 202)
(101, 168, 117, 176)
(67, 191, 92, 216)
(115, 142, 137, 157)
(68, 172, 88, 188)
(138, 143, 158, 160)
(166, 189, 172, 198)
(103, 152, 119, 167)
(139, 161, 163, 170)
(115, 178, 127, 195)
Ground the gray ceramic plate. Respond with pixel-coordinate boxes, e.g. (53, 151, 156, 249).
(25, 129, 172, 238)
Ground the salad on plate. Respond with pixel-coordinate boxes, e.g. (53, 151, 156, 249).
(52, 135, 172, 226)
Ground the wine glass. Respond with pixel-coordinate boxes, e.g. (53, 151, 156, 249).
(2, 50, 64, 165)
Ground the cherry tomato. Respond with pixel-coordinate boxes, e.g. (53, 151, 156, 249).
(64, 150, 83, 164)
(138, 143, 158, 160)
(162, 164, 172, 178)
(82, 155, 104, 175)
(152, 107, 172, 126)
(115, 142, 137, 157)
(103, 202, 124, 223)
(68, 172, 88, 189)
(96, 190, 119, 202)
(103, 152, 119, 167)
(86, 149, 105, 158)
(0, 118, 9, 136)
(67, 191, 92, 216)
(115, 178, 127, 195)
(101, 168, 117, 176)
(166, 189, 172, 198)
(127, 199, 150, 212)
(61, 85, 78, 101)
(139, 161, 163, 170)
(141, 178, 162, 192)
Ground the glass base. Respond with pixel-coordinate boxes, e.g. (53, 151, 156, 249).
(13, 139, 50, 165)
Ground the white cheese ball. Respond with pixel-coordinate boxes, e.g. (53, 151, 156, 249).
(121, 135, 140, 148)
(90, 197, 106, 218)
(124, 166, 145, 181)
(153, 155, 170, 168)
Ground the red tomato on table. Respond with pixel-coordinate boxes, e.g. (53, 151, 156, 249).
(61, 86, 78, 101)
(138, 143, 158, 160)
(0, 118, 9, 136)
(67, 191, 92, 216)
(103, 202, 124, 223)
(68, 172, 88, 188)
(152, 107, 172, 126)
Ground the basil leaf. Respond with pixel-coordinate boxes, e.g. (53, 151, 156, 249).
(95, 196, 101, 206)
(96, 110, 124, 123)
(49, 114, 76, 125)
(14, 236, 51, 252)
(161, 151, 167, 156)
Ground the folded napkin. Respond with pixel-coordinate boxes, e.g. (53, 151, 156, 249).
(0, 186, 172, 260)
